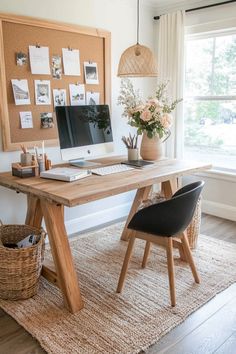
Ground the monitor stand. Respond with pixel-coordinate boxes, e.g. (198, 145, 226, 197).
(69, 158, 102, 168)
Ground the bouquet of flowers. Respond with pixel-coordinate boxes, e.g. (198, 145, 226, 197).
(118, 79, 182, 140)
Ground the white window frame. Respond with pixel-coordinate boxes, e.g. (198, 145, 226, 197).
(184, 30, 236, 177)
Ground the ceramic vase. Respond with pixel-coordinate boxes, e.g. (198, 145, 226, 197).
(140, 132, 163, 161)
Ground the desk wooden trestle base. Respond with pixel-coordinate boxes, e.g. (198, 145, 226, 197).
(0, 158, 211, 313)
(25, 195, 84, 312)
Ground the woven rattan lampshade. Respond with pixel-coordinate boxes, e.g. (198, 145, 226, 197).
(117, 43, 158, 77)
(117, 0, 158, 77)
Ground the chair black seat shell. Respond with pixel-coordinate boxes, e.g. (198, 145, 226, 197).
(128, 181, 205, 237)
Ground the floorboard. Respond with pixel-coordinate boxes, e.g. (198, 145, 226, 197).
(0, 214, 235, 354)
(214, 332, 236, 354)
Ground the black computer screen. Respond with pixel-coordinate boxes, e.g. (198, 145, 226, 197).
(55, 105, 113, 149)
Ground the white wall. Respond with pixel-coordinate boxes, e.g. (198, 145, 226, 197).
(0, 0, 156, 232)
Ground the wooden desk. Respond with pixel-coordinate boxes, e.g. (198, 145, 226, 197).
(0, 157, 211, 313)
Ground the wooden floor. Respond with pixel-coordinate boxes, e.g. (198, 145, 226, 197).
(0, 214, 235, 354)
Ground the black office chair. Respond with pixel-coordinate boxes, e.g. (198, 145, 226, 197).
(117, 181, 205, 307)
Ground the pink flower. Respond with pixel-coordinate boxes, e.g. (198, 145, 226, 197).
(140, 110, 152, 122)
(160, 113, 172, 128)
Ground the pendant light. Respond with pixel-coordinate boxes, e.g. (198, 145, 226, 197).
(117, 0, 158, 77)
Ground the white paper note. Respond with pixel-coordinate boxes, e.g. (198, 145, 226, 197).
(62, 48, 81, 76)
(20, 111, 33, 128)
(29, 46, 50, 75)
(69, 84, 85, 105)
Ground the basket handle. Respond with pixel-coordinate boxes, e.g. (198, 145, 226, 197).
(40, 227, 46, 239)
(0, 220, 3, 226)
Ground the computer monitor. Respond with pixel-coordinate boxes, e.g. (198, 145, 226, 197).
(55, 104, 114, 167)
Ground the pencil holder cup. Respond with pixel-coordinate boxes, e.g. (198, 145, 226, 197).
(20, 153, 32, 166)
(128, 148, 139, 161)
(38, 158, 45, 173)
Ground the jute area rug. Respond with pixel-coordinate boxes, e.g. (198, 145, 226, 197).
(1, 223, 236, 354)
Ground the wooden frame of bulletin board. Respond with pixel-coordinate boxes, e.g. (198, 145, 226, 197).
(0, 13, 111, 151)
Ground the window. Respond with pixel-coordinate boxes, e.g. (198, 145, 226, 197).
(184, 32, 236, 172)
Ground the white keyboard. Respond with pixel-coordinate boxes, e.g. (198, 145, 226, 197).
(91, 164, 135, 176)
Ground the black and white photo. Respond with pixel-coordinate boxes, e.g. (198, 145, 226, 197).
(53, 89, 67, 107)
(16, 52, 28, 66)
(11, 79, 31, 105)
(40, 112, 54, 128)
(35, 80, 51, 105)
(86, 91, 100, 105)
(52, 55, 62, 79)
(84, 62, 99, 84)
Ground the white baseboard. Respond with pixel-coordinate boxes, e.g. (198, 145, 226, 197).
(65, 201, 132, 235)
(64, 199, 235, 236)
(202, 200, 236, 222)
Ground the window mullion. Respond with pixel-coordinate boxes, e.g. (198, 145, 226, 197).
(185, 95, 236, 101)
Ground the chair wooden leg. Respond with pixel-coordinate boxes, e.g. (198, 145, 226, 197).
(176, 242, 187, 262)
(142, 241, 151, 268)
(181, 232, 200, 284)
(166, 237, 176, 307)
(117, 234, 136, 293)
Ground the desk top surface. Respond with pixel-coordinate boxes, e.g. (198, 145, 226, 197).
(0, 157, 211, 207)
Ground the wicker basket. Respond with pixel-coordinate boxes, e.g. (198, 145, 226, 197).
(186, 197, 201, 249)
(0, 223, 45, 300)
(139, 193, 202, 249)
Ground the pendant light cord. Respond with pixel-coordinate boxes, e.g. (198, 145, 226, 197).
(137, 0, 140, 44)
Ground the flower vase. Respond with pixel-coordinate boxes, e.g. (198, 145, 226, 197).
(140, 132, 163, 161)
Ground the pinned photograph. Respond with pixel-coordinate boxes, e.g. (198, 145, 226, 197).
(86, 91, 100, 105)
(53, 89, 67, 107)
(84, 62, 99, 84)
(35, 80, 51, 105)
(52, 55, 62, 79)
(11, 79, 31, 105)
(40, 112, 54, 129)
(20, 111, 33, 129)
(69, 84, 85, 105)
(16, 52, 28, 66)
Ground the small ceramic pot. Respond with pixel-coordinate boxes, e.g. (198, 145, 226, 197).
(128, 148, 139, 161)
(20, 153, 32, 166)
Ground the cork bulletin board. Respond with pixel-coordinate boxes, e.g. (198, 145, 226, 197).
(0, 13, 111, 151)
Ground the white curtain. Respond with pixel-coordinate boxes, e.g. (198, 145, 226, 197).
(157, 10, 185, 158)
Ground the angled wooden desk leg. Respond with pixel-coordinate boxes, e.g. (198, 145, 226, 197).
(121, 186, 152, 241)
(25, 194, 43, 227)
(161, 179, 178, 199)
(41, 200, 84, 313)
